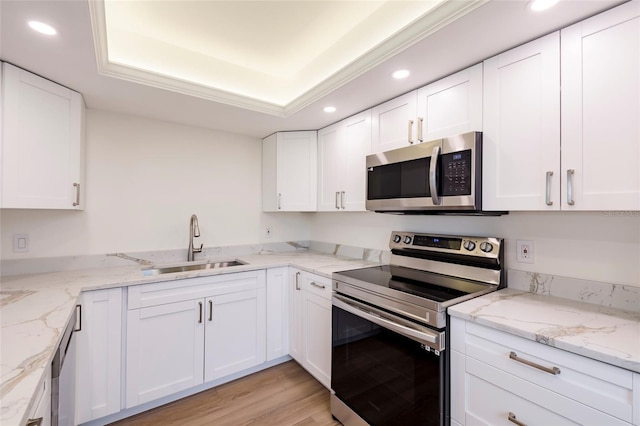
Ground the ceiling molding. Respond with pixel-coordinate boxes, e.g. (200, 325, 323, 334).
(89, 0, 485, 117)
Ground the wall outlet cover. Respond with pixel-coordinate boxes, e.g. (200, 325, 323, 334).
(13, 233, 29, 253)
(516, 239, 534, 264)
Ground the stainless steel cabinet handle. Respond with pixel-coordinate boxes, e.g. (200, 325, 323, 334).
(545, 171, 554, 206)
(310, 281, 326, 289)
(566, 169, 575, 206)
(335, 192, 340, 209)
(509, 351, 560, 375)
(417, 117, 423, 142)
(408, 120, 414, 144)
(295, 272, 301, 290)
(341, 191, 345, 209)
(208, 300, 213, 321)
(198, 302, 203, 323)
(72, 182, 80, 206)
(429, 146, 441, 205)
(26, 418, 43, 426)
(508, 412, 527, 426)
(277, 193, 282, 210)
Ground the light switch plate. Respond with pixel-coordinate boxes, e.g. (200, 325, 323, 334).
(13, 234, 29, 253)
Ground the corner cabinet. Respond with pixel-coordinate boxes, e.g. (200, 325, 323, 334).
(76, 288, 123, 424)
(289, 268, 332, 389)
(125, 271, 266, 407)
(450, 317, 640, 425)
(1, 62, 85, 209)
(262, 131, 317, 212)
(317, 110, 371, 211)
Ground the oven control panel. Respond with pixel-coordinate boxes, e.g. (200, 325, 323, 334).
(389, 231, 501, 259)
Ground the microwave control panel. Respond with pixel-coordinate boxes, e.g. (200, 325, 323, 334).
(441, 149, 472, 196)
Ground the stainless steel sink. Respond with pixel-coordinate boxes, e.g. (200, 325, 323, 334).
(141, 259, 247, 276)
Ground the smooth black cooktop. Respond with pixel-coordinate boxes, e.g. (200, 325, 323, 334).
(334, 265, 479, 303)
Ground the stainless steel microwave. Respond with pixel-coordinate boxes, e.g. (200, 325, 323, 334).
(366, 131, 493, 214)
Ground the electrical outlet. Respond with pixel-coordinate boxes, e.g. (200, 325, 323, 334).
(13, 234, 29, 253)
(265, 226, 272, 238)
(516, 240, 534, 263)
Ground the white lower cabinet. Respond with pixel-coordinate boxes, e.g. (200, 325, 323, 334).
(289, 269, 332, 389)
(266, 267, 289, 361)
(25, 364, 51, 426)
(75, 288, 122, 424)
(450, 317, 639, 425)
(126, 271, 266, 408)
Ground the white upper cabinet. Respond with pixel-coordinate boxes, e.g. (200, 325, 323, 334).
(482, 33, 561, 211)
(262, 131, 317, 212)
(371, 92, 417, 153)
(561, 1, 640, 211)
(416, 63, 483, 142)
(1, 62, 85, 209)
(317, 110, 371, 211)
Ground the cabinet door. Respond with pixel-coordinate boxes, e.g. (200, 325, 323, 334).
(204, 287, 266, 381)
(561, 1, 640, 210)
(371, 92, 417, 153)
(76, 289, 122, 423)
(289, 269, 304, 363)
(266, 267, 289, 361)
(302, 290, 331, 389)
(1, 62, 85, 209)
(276, 131, 317, 211)
(317, 123, 344, 211)
(417, 64, 482, 142)
(126, 300, 204, 407)
(482, 33, 560, 211)
(342, 110, 371, 211)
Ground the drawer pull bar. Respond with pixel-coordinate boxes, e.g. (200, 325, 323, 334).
(509, 351, 561, 375)
(508, 412, 527, 426)
(310, 281, 326, 289)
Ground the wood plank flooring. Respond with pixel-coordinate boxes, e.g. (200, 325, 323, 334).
(110, 361, 341, 426)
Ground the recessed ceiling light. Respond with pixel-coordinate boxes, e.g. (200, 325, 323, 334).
(392, 69, 410, 79)
(323, 106, 337, 113)
(528, 0, 559, 12)
(28, 20, 57, 35)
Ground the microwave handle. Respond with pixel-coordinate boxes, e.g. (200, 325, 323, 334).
(429, 146, 441, 205)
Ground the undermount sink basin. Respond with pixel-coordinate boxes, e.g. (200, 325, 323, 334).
(141, 259, 247, 276)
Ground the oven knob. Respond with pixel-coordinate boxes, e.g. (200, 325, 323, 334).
(393, 235, 402, 243)
(404, 236, 412, 244)
(463, 240, 476, 251)
(480, 242, 494, 253)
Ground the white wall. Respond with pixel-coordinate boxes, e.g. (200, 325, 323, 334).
(309, 211, 640, 287)
(0, 110, 311, 259)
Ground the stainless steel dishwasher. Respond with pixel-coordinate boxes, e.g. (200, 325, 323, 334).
(51, 305, 80, 426)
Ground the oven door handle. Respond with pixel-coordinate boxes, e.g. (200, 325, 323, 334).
(333, 294, 443, 351)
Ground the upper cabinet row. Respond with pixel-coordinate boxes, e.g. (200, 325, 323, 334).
(1, 62, 86, 210)
(263, 1, 639, 213)
(484, 1, 639, 211)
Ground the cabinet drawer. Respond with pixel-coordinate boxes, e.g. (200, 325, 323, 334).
(128, 271, 265, 309)
(465, 358, 629, 425)
(464, 321, 634, 422)
(300, 272, 332, 300)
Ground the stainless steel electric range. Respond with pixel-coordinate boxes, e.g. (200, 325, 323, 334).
(331, 231, 505, 426)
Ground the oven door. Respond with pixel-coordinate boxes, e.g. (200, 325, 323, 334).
(331, 295, 446, 426)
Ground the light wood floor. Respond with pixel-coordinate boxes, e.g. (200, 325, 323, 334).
(111, 361, 341, 426)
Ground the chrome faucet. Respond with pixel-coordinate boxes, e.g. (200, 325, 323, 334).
(188, 214, 203, 261)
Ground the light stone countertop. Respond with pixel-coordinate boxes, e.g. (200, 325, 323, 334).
(0, 250, 378, 426)
(448, 288, 640, 374)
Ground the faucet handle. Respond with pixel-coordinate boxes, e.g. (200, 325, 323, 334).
(194, 243, 203, 253)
